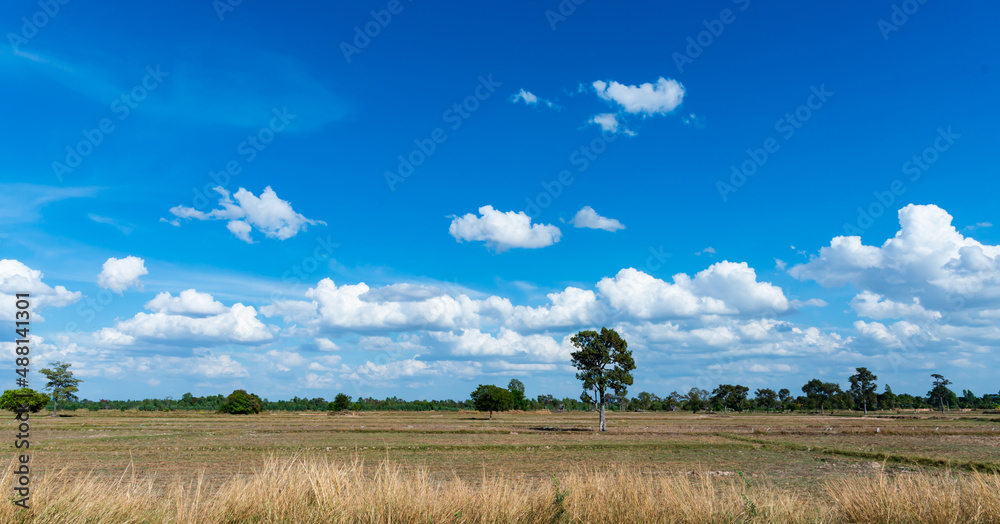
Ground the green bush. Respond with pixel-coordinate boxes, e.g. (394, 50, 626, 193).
(329, 393, 351, 411)
(0, 388, 50, 413)
(218, 389, 263, 414)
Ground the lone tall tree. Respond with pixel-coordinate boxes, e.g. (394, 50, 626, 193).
(849, 367, 878, 414)
(39, 361, 82, 417)
(470, 384, 513, 419)
(570, 327, 635, 432)
(929, 374, 953, 414)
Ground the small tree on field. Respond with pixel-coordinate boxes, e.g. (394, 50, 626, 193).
(330, 393, 352, 411)
(755, 388, 778, 413)
(470, 384, 513, 419)
(218, 389, 263, 414)
(928, 374, 954, 414)
(39, 361, 81, 417)
(849, 367, 878, 414)
(0, 388, 50, 413)
(508, 379, 527, 410)
(570, 328, 635, 432)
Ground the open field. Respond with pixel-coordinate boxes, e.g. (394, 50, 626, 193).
(5, 409, 1000, 522)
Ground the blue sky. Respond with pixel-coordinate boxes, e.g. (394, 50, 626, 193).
(3, 1, 999, 401)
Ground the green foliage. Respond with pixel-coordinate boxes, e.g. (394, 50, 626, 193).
(39, 361, 82, 416)
(570, 327, 635, 430)
(330, 393, 351, 411)
(508, 379, 527, 410)
(754, 388, 778, 412)
(849, 367, 879, 413)
(928, 374, 955, 413)
(470, 384, 513, 419)
(712, 384, 750, 413)
(0, 388, 50, 413)
(218, 389, 263, 415)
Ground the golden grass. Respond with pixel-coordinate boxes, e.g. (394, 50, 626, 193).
(2, 457, 999, 523)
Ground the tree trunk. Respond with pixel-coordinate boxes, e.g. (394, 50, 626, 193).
(599, 402, 606, 432)
(489, 410, 493, 420)
(52, 395, 58, 417)
(863, 399, 867, 415)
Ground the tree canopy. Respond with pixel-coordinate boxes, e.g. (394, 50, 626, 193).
(570, 327, 635, 431)
(0, 388, 50, 413)
(470, 384, 513, 419)
(39, 361, 82, 416)
(218, 389, 263, 414)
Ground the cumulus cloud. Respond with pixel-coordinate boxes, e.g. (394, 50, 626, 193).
(449, 205, 561, 252)
(570, 206, 625, 232)
(97, 256, 148, 294)
(167, 186, 324, 243)
(429, 328, 572, 362)
(791, 204, 1000, 324)
(103, 301, 274, 344)
(145, 289, 227, 316)
(508, 287, 604, 332)
(597, 262, 789, 319)
(593, 77, 685, 115)
(0, 259, 80, 317)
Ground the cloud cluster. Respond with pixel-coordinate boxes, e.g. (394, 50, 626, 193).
(167, 186, 324, 243)
(0, 259, 80, 318)
(510, 88, 557, 109)
(589, 77, 685, 135)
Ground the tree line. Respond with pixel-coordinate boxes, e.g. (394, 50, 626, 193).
(5, 347, 999, 419)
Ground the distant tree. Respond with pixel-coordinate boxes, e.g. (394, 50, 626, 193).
(508, 379, 527, 410)
(330, 393, 352, 411)
(712, 384, 750, 413)
(755, 388, 778, 413)
(218, 389, 263, 414)
(635, 392, 655, 411)
(569, 327, 635, 432)
(879, 385, 897, 410)
(778, 388, 792, 410)
(0, 388, 50, 413)
(685, 388, 708, 413)
(39, 361, 82, 416)
(928, 374, 954, 414)
(849, 367, 878, 414)
(470, 384, 513, 419)
(802, 379, 841, 414)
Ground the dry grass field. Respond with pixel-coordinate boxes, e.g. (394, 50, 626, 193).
(4, 409, 1000, 522)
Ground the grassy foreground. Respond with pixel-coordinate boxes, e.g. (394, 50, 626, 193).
(3, 457, 1000, 523)
(6, 409, 1000, 522)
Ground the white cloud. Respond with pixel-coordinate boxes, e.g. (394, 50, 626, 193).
(791, 204, 1000, 325)
(430, 328, 572, 362)
(597, 262, 789, 319)
(508, 287, 604, 332)
(190, 354, 249, 378)
(449, 205, 561, 252)
(850, 291, 941, 322)
(105, 302, 274, 344)
(510, 89, 557, 109)
(695, 247, 716, 256)
(588, 113, 633, 135)
(315, 337, 340, 351)
(0, 259, 81, 317)
(145, 289, 227, 316)
(97, 256, 148, 294)
(570, 206, 625, 232)
(167, 186, 324, 243)
(593, 77, 685, 115)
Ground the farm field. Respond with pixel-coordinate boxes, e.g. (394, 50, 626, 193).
(12, 409, 1000, 486)
(5, 409, 1000, 522)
